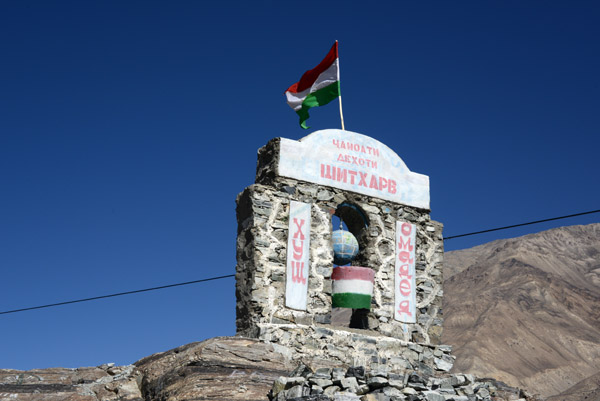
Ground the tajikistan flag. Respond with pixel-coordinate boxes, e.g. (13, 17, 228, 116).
(285, 41, 340, 129)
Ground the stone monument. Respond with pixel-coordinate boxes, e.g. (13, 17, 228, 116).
(235, 129, 453, 374)
(0, 128, 535, 401)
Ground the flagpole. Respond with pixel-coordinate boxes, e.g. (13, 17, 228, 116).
(339, 94, 345, 131)
(336, 40, 345, 131)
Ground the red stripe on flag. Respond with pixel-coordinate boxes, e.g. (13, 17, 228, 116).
(331, 266, 375, 282)
(285, 41, 338, 94)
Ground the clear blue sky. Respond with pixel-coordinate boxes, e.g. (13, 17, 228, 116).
(1, 1, 599, 370)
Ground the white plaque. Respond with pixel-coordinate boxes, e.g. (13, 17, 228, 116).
(278, 129, 429, 209)
(394, 221, 416, 323)
(285, 201, 311, 310)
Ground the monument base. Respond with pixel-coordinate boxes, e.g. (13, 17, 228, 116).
(241, 323, 455, 374)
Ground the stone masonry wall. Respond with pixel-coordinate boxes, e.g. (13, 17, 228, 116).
(258, 325, 455, 375)
(235, 138, 445, 345)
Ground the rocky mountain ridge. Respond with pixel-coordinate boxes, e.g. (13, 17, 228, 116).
(443, 223, 600, 399)
(0, 337, 291, 401)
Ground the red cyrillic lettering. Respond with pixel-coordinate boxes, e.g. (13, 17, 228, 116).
(291, 261, 306, 284)
(398, 236, 413, 252)
(399, 279, 411, 296)
(398, 251, 414, 264)
(292, 239, 303, 260)
(336, 167, 347, 183)
(379, 177, 388, 191)
(293, 218, 305, 240)
(398, 263, 412, 279)
(369, 175, 379, 190)
(389, 179, 397, 194)
(398, 300, 412, 317)
(401, 222, 412, 236)
(358, 172, 368, 187)
(321, 164, 333, 179)
(348, 170, 357, 184)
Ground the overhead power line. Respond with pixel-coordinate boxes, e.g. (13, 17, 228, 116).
(444, 209, 600, 240)
(0, 274, 235, 316)
(1, 208, 598, 316)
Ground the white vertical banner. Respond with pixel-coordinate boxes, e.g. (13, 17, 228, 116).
(394, 221, 416, 323)
(285, 201, 311, 310)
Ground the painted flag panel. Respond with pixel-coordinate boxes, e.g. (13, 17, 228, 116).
(285, 201, 311, 310)
(332, 266, 374, 309)
(395, 221, 417, 322)
(285, 41, 340, 129)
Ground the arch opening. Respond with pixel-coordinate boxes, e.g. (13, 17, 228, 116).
(331, 202, 372, 330)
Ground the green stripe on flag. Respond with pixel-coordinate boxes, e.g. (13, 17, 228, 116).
(296, 81, 340, 129)
(332, 293, 372, 309)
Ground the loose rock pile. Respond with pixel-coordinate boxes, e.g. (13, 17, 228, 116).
(269, 364, 537, 401)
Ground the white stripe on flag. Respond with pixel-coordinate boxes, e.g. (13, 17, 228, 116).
(285, 59, 339, 111)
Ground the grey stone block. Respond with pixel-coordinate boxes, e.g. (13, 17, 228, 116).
(367, 376, 388, 390)
(423, 391, 446, 401)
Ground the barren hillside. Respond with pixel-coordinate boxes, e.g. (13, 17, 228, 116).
(443, 223, 600, 399)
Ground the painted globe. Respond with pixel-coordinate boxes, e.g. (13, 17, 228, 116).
(332, 230, 359, 265)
